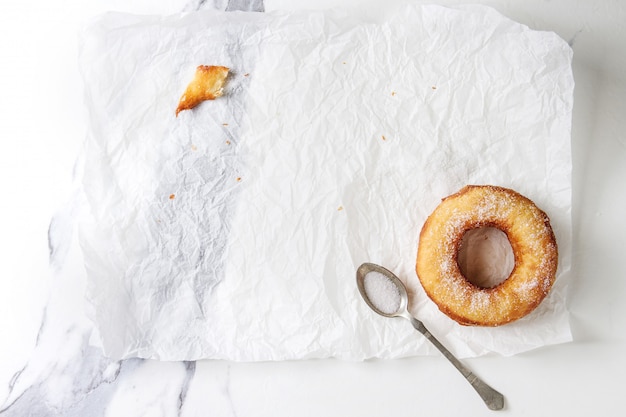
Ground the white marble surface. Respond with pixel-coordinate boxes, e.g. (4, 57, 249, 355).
(1, 0, 625, 416)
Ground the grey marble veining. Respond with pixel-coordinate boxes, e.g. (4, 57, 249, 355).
(0, 1, 263, 415)
(184, 0, 264, 12)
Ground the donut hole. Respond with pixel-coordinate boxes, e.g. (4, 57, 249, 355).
(457, 227, 515, 288)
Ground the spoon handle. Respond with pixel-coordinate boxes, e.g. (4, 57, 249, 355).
(408, 317, 505, 411)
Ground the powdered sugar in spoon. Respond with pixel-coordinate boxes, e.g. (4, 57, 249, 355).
(356, 262, 505, 411)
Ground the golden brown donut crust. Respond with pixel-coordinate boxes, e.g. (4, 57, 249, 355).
(416, 185, 558, 326)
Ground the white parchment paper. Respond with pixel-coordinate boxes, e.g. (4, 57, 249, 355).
(78, 3, 574, 360)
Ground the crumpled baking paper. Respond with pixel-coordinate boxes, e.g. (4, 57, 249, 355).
(78, 3, 574, 360)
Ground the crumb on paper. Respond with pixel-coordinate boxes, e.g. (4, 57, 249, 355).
(191, 144, 197, 151)
(243, 73, 250, 77)
(236, 177, 242, 182)
(381, 135, 387, 141)
(431, 86, 437, 90)
(222, 123, 229, 126)
(169, 194, 176, 200)
(176, 65, 230, 116)
(391, 91, 396, 96)
(342, 61, 346, 65)
(337, 206, 344, 211)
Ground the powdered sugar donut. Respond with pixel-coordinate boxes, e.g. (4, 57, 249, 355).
(416, 185, 558, 326)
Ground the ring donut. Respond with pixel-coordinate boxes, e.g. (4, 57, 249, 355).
(416, 185, 558, 326)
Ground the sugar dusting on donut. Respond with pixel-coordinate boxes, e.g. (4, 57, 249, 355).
(416, 185, 559, 326)
(468, 291, 490, 315)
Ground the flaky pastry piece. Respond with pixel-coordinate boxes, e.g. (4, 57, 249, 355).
(176, 65, 229, 116)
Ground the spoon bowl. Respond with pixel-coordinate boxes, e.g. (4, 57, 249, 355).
(356, 263, 409, 318)
(356, 262, 505, 411)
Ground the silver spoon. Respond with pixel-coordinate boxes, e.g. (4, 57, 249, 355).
(356, 262, 505, 411)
